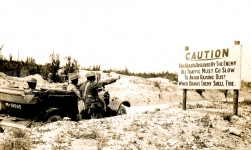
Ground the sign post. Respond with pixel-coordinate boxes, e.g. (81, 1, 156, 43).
(233, 41, 241, 115)
(178, 41, 242, 114)
(182, 46, 189, 110)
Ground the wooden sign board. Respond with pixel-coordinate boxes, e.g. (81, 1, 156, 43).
(178, 44, 241, 89)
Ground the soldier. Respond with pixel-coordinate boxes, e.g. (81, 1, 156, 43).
(79, 71, 120, 118)
(24, 78, 37, 95)
(67, 73, 82, 121)
(67, 73, 81, 99)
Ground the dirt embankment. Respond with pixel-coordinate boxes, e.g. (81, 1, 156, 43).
(0, 71, 251, 150)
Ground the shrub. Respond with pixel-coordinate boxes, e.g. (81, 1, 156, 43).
(0, 56, 40, 77)
(195, 89, 205, 96)
(222, 113, 232, 122)
(200, 114, 212, 127)
(218, 89, 228, 98)
(241, 80, 251, 89)
(103, 67, 178, 82)
(153, 80, 161, 89)
(39, 52, 61, 82)
(63, 56, 80, 81)
(48, 52, 60, 82)
(2, 128, 31, 150)
(39, 63, 52, 80)
(240, 98, 251, 105)
(24, 57, 39, 75)
(82, 65, 101, 71)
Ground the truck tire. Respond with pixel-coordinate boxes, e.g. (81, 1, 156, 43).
(117, 106, 127, 115)
(90, 108, 105, 119)
(46, 115, 62, 123)
(91, 113, 103, 119)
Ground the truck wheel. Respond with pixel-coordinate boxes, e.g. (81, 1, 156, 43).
(91, 113, 103, 119)
(117, 106, 127, 115)
(90, 108, 105, 119)
(46, 115, 62, 123)
(90, 109, 105, 119)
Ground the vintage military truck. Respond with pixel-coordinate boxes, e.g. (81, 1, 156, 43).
(0, 86, 130, 129)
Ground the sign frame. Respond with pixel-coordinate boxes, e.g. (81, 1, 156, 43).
(178, 42, 242, 89)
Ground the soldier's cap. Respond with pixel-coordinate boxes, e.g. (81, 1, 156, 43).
(85, 71, 96, 78)
(27, 78, 37, 83)
(68, 73, 79, 81)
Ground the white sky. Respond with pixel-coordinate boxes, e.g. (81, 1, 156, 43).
(0, 0, 251, 81)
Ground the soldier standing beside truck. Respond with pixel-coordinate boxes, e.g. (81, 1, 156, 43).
(67, 73, 81, 99)
(79, 71, 120, 118)
(67, 73, 83, 121)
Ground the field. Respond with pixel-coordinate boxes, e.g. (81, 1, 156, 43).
(0, 71, 251, 150)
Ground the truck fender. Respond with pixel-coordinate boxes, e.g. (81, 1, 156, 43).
(34, 107, 63, 122)
(108, 97, 130, 112)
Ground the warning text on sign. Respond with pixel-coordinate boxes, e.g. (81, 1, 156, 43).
(178, 47, 241, 89)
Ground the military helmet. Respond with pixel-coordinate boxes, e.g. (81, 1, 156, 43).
(27, 78, 37, 83)
(68, 73, 79, 81)
(85, 71, 96, 78)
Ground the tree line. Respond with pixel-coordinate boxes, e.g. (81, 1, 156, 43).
(0, 45, 178, 82)
(0, 49, 79, 82)
(82, 65, 178, 82)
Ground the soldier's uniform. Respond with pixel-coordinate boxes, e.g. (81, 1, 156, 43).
(67, 73, 81, 99)
(24, 78, 37, 95)
(67, 73, 82, 121)
(67, 83, 81, 98)
(79, 72, 119, 118)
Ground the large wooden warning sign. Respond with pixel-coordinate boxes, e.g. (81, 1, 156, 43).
(178, 44, 242, 89)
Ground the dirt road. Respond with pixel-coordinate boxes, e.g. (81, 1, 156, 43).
(125, 103, 177, 115)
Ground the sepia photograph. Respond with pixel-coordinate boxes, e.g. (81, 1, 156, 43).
(0, 0, 251, 149)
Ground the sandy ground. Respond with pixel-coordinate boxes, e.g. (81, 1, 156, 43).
(0, 71, 251, 150)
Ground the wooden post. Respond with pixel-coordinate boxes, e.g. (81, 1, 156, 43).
(233, 89, 239, 115)
(184, 46, 189, 51)
(182, 89, 187, 110)
(182, 46, 189, 110)
(233, 41, 240, 115)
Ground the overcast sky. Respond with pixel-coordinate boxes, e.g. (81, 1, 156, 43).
(0, 0, 251, 80)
